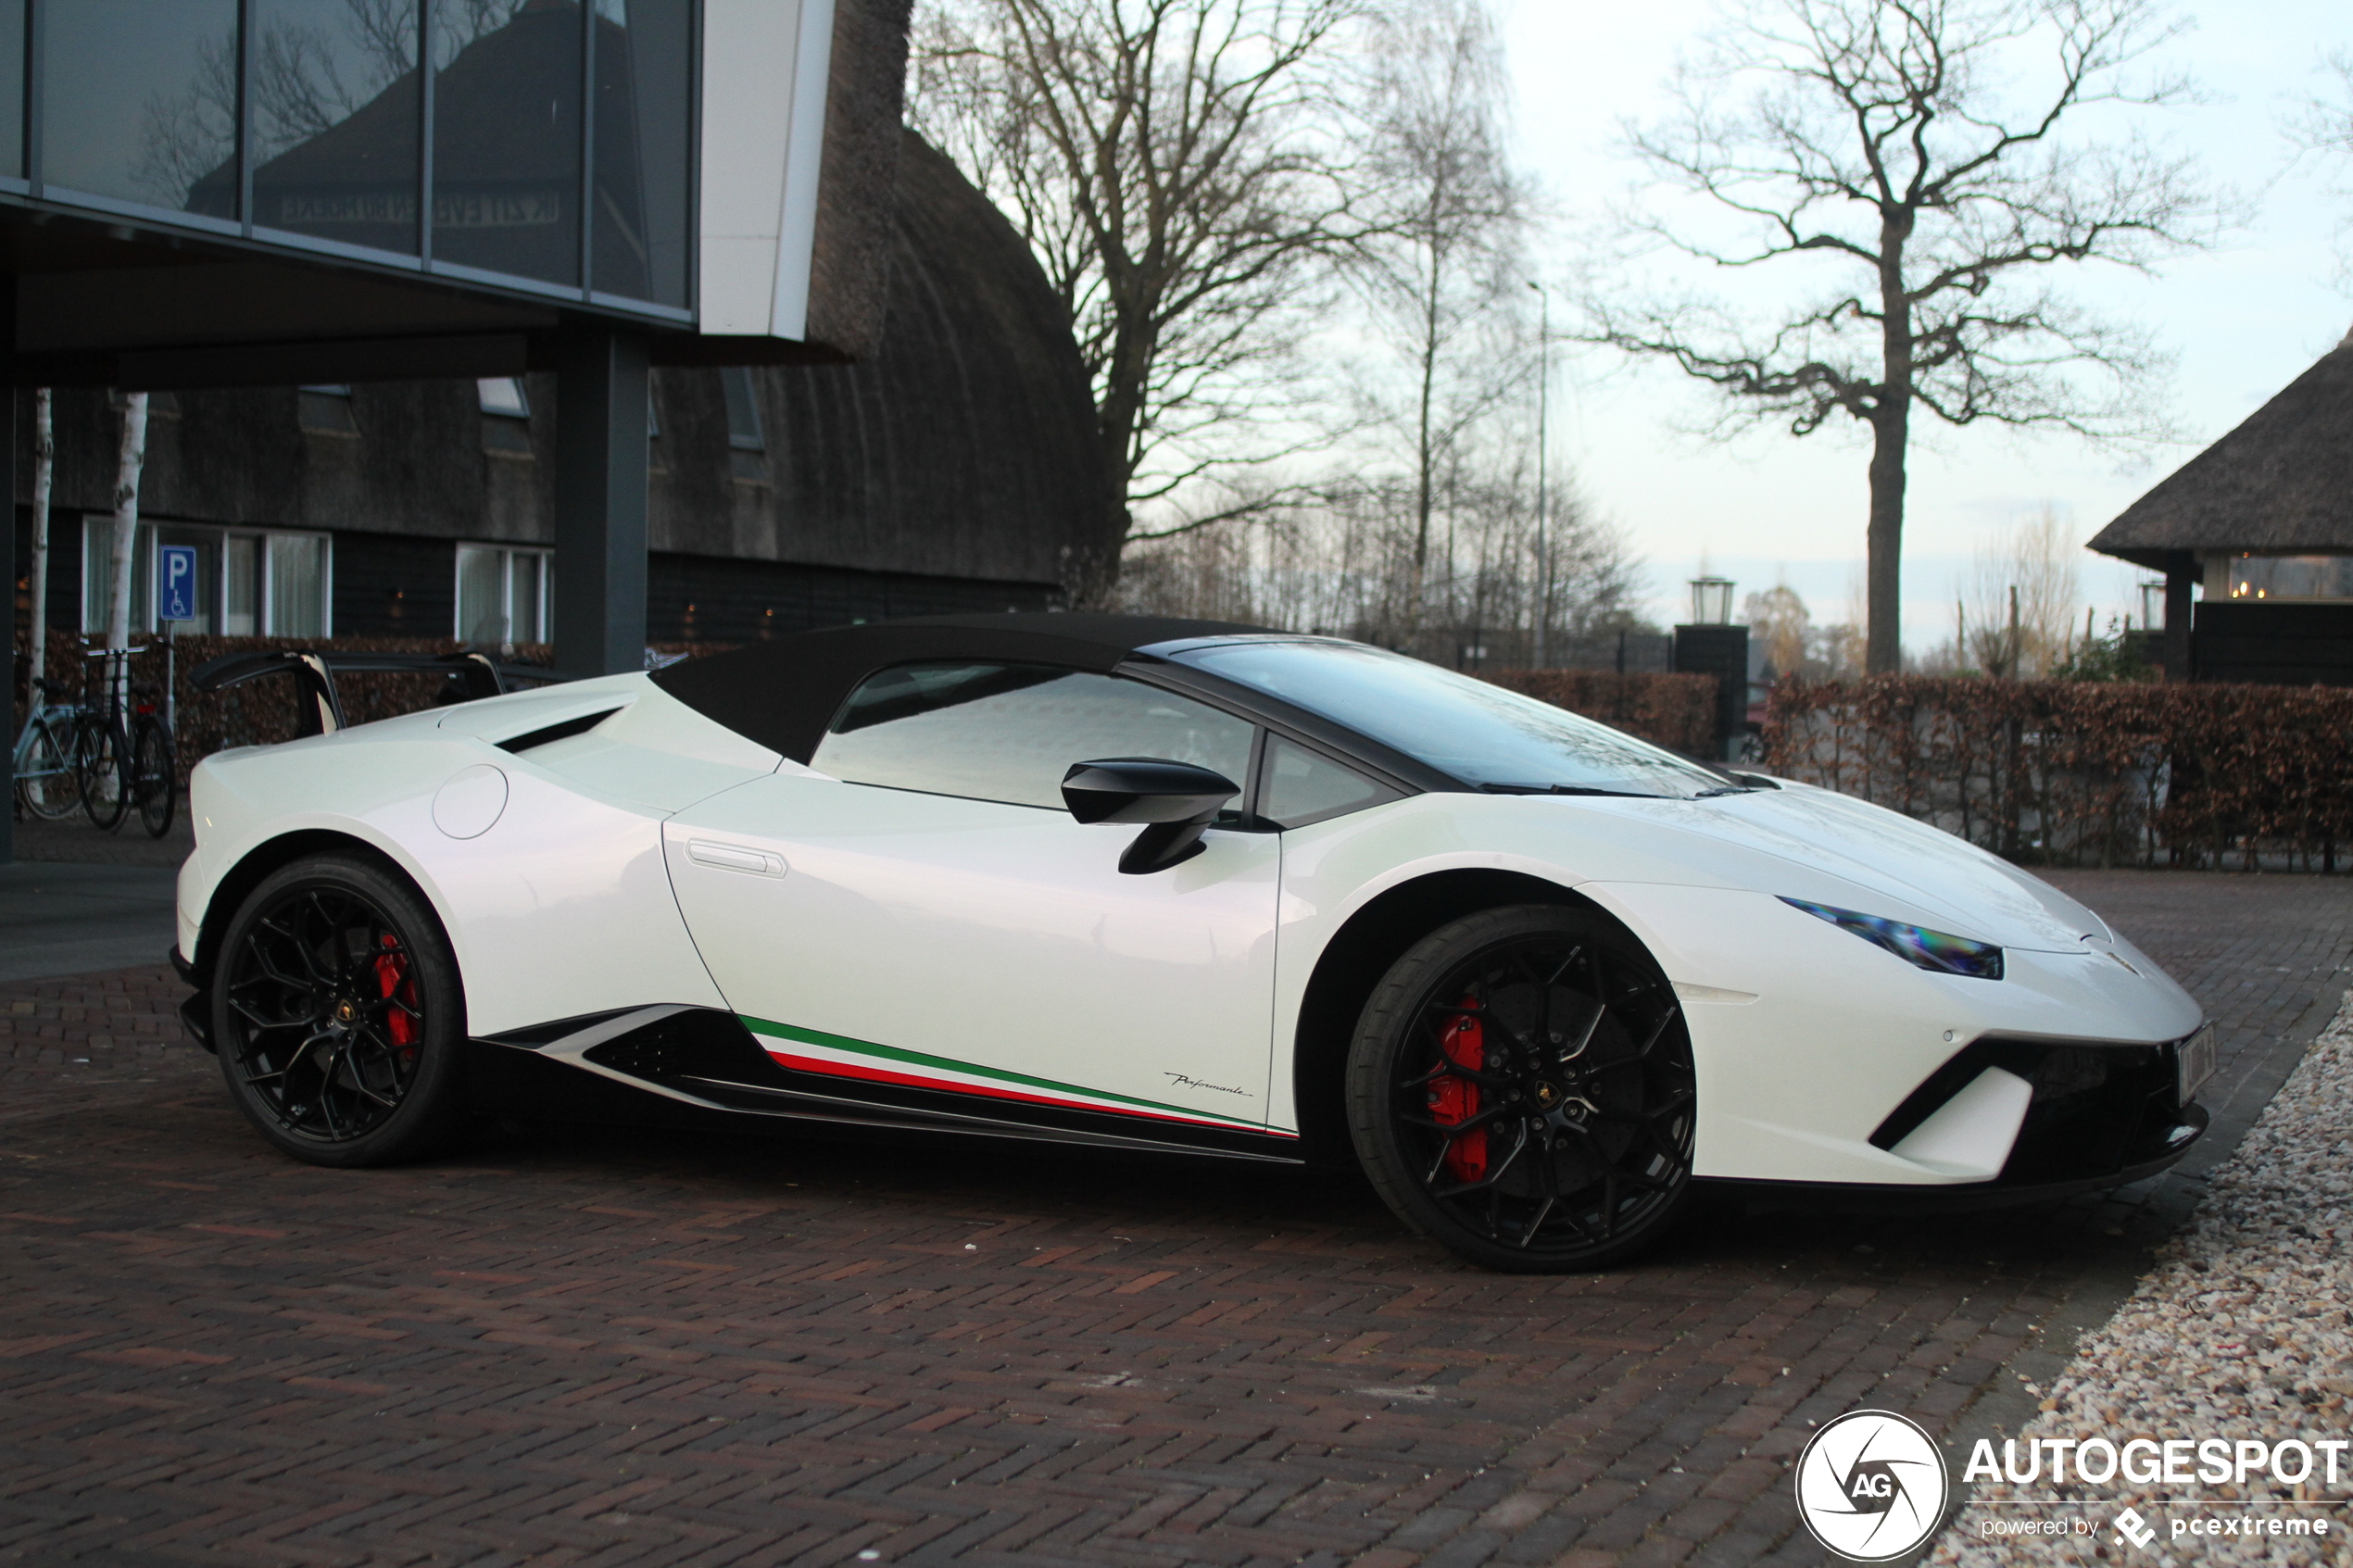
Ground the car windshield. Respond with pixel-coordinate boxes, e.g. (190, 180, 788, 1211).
(1170, 639, 1739, 800)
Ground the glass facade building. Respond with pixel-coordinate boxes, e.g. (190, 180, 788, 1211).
(6, 0, 694, 318)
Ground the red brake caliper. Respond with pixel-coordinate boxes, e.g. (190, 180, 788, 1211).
(1429, 998, 1486, 1183)
(373, 935, 419, 1053)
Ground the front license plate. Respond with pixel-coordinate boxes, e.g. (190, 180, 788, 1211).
(2177, 1023, 2217, 1104)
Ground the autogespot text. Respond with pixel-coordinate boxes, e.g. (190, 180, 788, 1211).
(1965, 1436, 2353, 1487)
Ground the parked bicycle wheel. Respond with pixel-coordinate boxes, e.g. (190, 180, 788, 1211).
(75, 714, 130, 832)
(131, 715, 175, 838)
(16, 717, 81, 820)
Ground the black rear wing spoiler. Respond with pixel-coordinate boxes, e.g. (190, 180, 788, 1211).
(190, 650, 571, 739)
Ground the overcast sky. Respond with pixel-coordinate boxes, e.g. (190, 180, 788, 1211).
(1500, 0, 2353, 648)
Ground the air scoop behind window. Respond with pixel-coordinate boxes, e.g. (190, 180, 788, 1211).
(499, 709, 623, 753)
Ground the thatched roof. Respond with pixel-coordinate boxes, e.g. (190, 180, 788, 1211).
(2089, 328, 2353, 571)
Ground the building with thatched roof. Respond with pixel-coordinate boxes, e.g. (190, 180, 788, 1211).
(23, 126, 1105, 649)
(2090, 329, 2353, 684)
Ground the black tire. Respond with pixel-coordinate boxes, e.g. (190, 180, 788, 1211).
(75, 715, 129, 832)
(1346, 904, 1697, 1273)
(211, 854, 468, 1167)
(131, 718, 175, 838)
(17, 718, 80, 821)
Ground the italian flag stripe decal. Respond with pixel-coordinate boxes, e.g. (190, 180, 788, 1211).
(739, 1015, 1284, 1135)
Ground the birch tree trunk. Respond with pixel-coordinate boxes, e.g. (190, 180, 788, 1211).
(106, 393, 149, 653)
(27, 389, 51, 691)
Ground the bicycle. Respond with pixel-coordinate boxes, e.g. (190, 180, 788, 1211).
(125, 680, 176, 838)
(12, 676, 83, 820)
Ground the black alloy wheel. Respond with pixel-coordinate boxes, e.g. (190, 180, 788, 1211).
(1347, 905, 1697, 1272)
(212, 854, 466, 1166)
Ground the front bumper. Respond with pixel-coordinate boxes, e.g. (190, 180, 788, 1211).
(1705, 1099, 2208, 1212)
(170, 945, 215, 1054)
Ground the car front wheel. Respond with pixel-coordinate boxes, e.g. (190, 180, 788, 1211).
(211, 853, 466, 1166)
(1346, 904, 1696, 1272)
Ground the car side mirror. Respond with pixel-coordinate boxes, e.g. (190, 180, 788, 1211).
(1062, 758, 1240, 875)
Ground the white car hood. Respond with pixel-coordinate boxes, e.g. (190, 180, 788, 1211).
(1669, 781, 2108, 952)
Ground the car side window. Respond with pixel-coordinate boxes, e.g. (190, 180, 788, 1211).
(812, 661, 1256, 812)
(1259, 734, 1396, 828)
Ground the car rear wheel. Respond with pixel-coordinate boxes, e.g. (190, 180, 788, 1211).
(211, 854, 466, 1166)
(1346, 905, 1696, 1273)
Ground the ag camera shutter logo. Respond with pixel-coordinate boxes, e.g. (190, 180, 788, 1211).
(1794, 1410, 1952, 1561)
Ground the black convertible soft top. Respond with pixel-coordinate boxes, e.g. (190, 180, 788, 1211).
(649, 611, 1276, 763)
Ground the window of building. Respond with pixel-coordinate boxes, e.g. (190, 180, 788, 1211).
(0, 0, 20, 177)
(478, 378, 531, 418)
(434, 2, 580, 286)
(721, 367, 768, 481)
(456, 544, 550, 646)
(812, 662, 1254, 812)
(14, 1, 692, 317)
(83, 520, 331, 638)
(249, 0, 422, 254)
(478, 377, 533, 455)
(298, 384, 359, 435)
(591, 0, 693, 307)
(2206, 553, 2353, 603)
(44, 0, 238, 211)
(721, 368, 765, 450)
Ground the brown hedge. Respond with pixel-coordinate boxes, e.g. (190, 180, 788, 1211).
(1760, 675, 2353, 872)
(1486, 669, 1720, 757)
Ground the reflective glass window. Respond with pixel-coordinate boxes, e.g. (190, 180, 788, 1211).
(721, 368, 764, 450)
(591, 0, 690, 307)
(813, 663, 1255, 812)
(247, 0, 422, 254)
(44, 0, 240, 213)
(156, 526, 220, 634)
(0, 0, 23, 178)
(1259, 735, 1394, 829)
(456, 543, 549, 645)
(433, 0, 580, 285)
(82, 516, 153, 634)
(224, 536, 260, 634)
(267, 534, 329, 637)
(476, 377, 530, 418)
(1176, 639, 1735, 799)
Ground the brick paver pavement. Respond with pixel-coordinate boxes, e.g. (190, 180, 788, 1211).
(1, 871, 2346, 1568)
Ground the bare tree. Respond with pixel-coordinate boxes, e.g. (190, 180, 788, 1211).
(1964, 503, 2081, 675)
(1581, 0, 2222, 671)
(1118, 450, 1646, 670)
(2288, 49, 2353, 284)
(1347, 0, 1529, 634)
(913, 0, 1378, 597)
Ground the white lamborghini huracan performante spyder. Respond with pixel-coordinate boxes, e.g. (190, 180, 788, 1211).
(171, 613, 2213, 1272)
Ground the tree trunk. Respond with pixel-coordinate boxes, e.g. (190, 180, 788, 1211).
(28, 389, 51, 691)
(1864, 401, 1907, 672)
(107, 393, 149, 652)
(1866, 213, 1914, 674)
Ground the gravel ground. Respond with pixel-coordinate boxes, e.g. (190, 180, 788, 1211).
(1934, 989, 2353, 1565)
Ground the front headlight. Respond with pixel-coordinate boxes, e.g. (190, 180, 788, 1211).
(1780, 897, 2005, 981)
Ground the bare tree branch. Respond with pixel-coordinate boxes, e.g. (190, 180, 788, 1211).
(1578, 0, 2224, 671)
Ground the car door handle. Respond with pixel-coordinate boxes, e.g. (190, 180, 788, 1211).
(686, 839, 786, 877)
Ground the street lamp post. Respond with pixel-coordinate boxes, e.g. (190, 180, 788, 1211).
(1529, 279, 1550, 670)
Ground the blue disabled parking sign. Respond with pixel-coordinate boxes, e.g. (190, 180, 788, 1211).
(157, 544, 198, 622)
